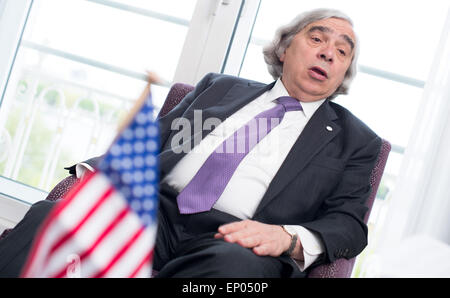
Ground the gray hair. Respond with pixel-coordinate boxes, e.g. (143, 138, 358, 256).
(263, 8, 359, 100)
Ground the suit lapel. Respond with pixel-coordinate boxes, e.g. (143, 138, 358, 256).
(200, 81, 275, 125)
(253, 100, 341, 216)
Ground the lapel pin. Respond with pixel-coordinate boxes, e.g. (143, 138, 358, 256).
(326, 125, 333, 132)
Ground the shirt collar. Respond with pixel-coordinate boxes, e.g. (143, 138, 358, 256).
(264, 78, 327, 120)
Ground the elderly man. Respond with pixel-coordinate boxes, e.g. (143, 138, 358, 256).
(0, 8, 380, 278)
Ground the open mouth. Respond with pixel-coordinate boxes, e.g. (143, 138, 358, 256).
(309, 66, 328, 79)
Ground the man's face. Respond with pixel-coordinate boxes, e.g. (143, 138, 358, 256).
(280, 17, 356, 102)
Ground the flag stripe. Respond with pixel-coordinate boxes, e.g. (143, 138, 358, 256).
(93, 226, 145, 278)
(105, 224, 156, 277)
(50, 206, 129, 278)
(40, 179, 126, 277)
(78, 208, 129, 261)
(48, 186, 114, 257)
(20, 172, 97, 277)
(129, 250, 153, 278)
(40, 173, 111, 268)
(73, 207, 143, 277)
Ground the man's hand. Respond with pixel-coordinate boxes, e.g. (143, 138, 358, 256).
(214, 220, 292, 257)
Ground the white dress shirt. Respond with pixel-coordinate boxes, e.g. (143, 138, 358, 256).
(163, 79, 325, 271)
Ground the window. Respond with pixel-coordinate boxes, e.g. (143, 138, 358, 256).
(227, 0, 450, 277)
(0, 0, 197, 202)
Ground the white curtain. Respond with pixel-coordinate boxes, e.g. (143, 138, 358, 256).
(376, 8, 450, 252)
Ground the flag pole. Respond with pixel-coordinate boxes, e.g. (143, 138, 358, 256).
(116, 71, 161, 135)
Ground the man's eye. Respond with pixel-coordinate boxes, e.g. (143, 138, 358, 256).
(338, 49, 346, 56)
(312, 37, 321, 42)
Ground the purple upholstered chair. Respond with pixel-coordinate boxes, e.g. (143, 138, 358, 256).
(158, 82, 392, 278)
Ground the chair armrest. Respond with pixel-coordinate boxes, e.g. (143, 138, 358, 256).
(307, 258, 356, 278)
(45, 175, 79, 202)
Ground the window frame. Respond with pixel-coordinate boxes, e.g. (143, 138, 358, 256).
(0, 0, 33, 108)
(0, 0, 248, 205)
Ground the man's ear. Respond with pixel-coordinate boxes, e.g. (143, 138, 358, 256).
(279, 51, 286, 62)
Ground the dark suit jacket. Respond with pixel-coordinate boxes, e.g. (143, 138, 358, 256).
(157, 72, 381, 265)
(70, 72, 381, 267)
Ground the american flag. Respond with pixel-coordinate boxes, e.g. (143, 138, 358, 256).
(21, 94, 159, 278)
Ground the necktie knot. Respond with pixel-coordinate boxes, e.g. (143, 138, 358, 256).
(276, 96, 303, 112)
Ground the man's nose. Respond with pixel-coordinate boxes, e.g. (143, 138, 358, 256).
(318, 46, 334, 63)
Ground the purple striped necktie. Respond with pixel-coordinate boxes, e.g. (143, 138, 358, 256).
(177, 96, 302, 214)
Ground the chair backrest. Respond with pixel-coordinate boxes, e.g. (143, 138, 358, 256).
(158, 83, 392, 278)
(45, 175, 79, 202)
(158, 83, 195, 118)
